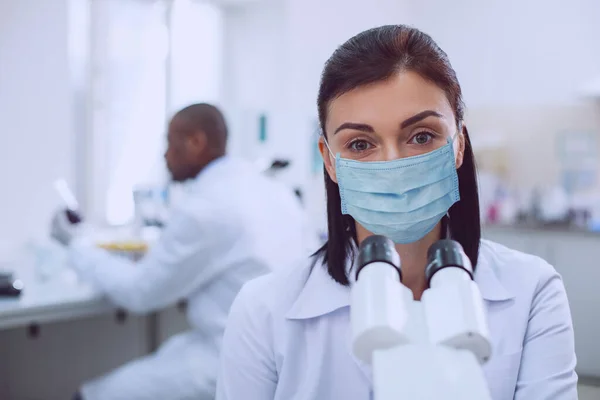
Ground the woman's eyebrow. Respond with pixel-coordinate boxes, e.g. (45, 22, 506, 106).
(333, 122, 374, 135)
(400, 110, 445, 129)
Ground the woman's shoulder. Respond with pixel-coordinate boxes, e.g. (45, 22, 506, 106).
(477, 241, 577, 396)
(480, 239, 557, 279)
(232, 256, 321, 320)
(477, 239, 562, 303)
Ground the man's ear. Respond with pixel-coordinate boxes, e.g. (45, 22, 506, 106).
(188, 130, 208, 154)
(318, 137, 337, 183)
(455, 125, 466, 169)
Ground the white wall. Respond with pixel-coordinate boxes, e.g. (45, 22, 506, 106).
(404, 0, 600, 189)
(223, 0, 600, 134)
(170, 0, 224, 112)
(221, 1, 287, 161)
(0, 0, 75, 254)
(409, 0, 600, 107)
(281, 0, 411, 111)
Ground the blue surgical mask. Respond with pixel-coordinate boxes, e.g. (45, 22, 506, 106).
(324, 138, 460, 244)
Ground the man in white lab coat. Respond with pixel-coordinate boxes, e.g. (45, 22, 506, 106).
(51, 103, 310, 400)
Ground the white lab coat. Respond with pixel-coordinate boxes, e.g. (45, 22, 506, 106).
(217, 239, 578, 400)
(68, 156, 311, 400)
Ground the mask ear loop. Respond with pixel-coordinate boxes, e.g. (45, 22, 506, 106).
(452, 120, 465, 145)
(449, 130, 460, 146)
(321, 134, 336, 159)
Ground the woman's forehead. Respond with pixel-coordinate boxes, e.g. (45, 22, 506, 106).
(326, 71, 455, 130)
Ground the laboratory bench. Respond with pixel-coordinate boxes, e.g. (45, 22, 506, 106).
(0, 268, 189, 400)
(484, 224, 600, 379)
(0, 275, 110, 330)
(484, 222, 600, 237)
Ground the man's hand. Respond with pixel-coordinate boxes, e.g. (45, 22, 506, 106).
(50, 209, 82, 246)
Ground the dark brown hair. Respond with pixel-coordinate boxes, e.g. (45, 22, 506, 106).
(314, 25, 480, 286)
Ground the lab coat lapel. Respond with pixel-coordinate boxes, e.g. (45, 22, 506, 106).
(475, 242, 515, 302)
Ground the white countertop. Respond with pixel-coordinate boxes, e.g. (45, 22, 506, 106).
(0, 269, 114, 330)
(0, 232, 155, 332)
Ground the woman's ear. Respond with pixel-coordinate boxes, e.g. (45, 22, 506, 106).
(318, 137, 338, 183)
(455, 125, 466, 169)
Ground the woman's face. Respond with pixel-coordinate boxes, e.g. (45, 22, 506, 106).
(320, 70, 465, 183)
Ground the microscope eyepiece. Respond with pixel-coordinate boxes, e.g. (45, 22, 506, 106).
(426, 239, 473, 287)
(355, 235, 401, 282)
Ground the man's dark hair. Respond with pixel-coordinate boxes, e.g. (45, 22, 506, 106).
(176, 103, 228, 155)
(315, 25, 481, 286)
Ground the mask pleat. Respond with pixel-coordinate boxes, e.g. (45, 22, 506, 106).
(344, 192, 458, 225)
(341, 174, 457, 212)
(337, 147, 455, 193)
(335, 140, 460, 244)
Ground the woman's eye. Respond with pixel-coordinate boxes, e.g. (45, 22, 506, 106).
(349, 140, 371, 152)
(411, 132, 434, 145)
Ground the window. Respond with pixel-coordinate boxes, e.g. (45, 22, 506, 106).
(88, 0, 223, 226)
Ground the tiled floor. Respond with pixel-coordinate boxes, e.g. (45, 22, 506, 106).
(579, 384, 600, 400)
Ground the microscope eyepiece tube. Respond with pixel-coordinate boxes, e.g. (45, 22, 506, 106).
(351, 235, 410, 364)
(422, 239, 491, 364)
(425, 239, 473, 288)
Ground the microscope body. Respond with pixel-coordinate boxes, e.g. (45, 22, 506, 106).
(368, 293, 491, 400)
(351, 237, 493, 400)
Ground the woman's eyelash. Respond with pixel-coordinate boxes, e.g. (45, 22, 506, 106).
(410, 131, 437, 142)
(346, 138, 370, 146)
(413, 130, 435, 137)
(346, 138, 373, 152)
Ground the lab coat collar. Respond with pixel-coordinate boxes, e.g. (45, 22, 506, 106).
(194, 155, 230, 181)
(473, 241, 515, 301)
(189, 155, 248, 190)
(285, 255, 352, 320)
(285, 240, 514, 320)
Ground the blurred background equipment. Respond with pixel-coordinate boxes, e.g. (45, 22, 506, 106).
(54, 179, 82, 222)
(0, 272, 23, 298)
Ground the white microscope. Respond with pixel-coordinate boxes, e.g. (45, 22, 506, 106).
(351, 235, 492, 400)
